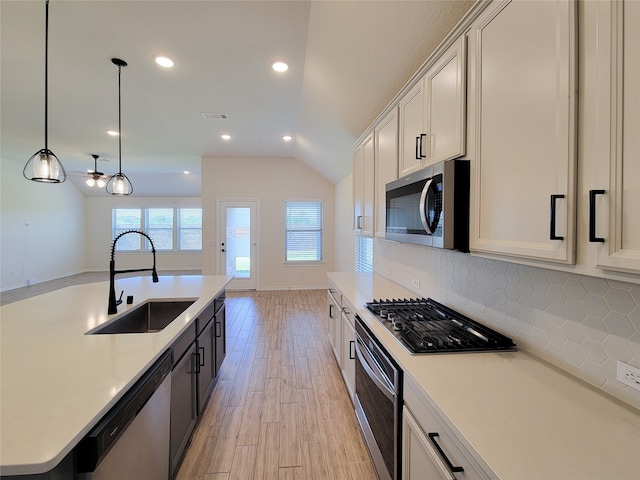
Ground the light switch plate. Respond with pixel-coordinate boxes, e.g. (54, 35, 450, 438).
(617, 361, 640, 391)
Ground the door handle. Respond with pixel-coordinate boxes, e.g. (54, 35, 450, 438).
(215, 321, 222, 338)
(549, 194, 565, 240)
(428, 433, 464, 474)
(193, 351, 200, 374)
(349, 340, 355, 360)
(198, 347, 205, 367)
(419, 133, 427, 159)
(589, 190, 605, 242)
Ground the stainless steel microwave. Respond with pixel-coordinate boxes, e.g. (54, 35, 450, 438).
(385, 159, 469, 250)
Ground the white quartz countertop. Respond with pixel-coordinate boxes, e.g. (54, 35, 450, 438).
(328, 272, 640, 480)
(0, 274, 232, 476)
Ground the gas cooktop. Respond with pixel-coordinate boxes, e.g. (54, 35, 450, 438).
(365, 298, 516, 354)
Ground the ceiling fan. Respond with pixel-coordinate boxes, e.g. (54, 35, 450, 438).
(73, 154, 112, 188)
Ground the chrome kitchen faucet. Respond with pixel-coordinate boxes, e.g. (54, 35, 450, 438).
(108, 230, 159, 314)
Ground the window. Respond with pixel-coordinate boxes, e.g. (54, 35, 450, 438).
(285, 200, 323, 262)
(355, 236, 373, 272)
(178, 208, 202, 250)
(112, 207, 202, 251)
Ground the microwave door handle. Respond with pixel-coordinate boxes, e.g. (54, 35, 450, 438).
(419, 177, 434, 234)
(355, 337, 395, 401)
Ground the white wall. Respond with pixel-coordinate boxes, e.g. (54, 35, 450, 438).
(334, 173, 354, 272)
(201, 156, 335, 289)
(0, 157, 85, 290)
(84, 196, 202, 272)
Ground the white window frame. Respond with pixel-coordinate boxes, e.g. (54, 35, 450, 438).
(112, 207, 202, 252)
(284, 199, 324, 264)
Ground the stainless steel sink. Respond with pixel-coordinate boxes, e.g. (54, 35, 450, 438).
(90, 300, 196, 334)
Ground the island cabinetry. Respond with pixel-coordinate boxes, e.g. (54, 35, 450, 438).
(170, 323, 198, 478)
(170, 291, 226, 479)
(399, 36, 467, 177)
(374, 107, 398, 238)
(353, 133, 375, 236)
(467, 0, 577, 264)
(403, 376, 494, 480)
(582, 0, 640, 275)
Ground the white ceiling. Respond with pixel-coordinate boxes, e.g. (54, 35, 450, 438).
(1, 0, 474, 196)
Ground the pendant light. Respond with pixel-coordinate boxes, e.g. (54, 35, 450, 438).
(23, 0, 66, 183)
(106, 58, 133, 196)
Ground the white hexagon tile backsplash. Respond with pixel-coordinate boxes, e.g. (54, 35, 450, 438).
(374, 239, 640, 409)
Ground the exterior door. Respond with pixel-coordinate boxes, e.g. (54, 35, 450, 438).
(217, 199, 258, 289)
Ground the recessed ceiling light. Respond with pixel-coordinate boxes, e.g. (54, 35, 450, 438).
(282, 135, 293, 141)
(106, 130, 119, 136)
(221, 134, 231, 140)
(154, 55, 175, 68)
(272, 60, 289, 73)
(183, 170, 190, 175)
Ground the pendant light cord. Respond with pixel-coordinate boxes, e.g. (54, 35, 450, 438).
(44, 0, 49, 151)
(117, 62, 122, 175)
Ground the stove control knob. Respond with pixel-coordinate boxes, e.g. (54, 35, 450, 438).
(387, 313, 396, 322)
(393, 321, 404, 331)
(380, 309, 388, 318)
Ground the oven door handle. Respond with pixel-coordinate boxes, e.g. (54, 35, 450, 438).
(355, 337, 395, 401)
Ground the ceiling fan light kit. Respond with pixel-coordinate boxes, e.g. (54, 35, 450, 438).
(106, 58, 133, 196)
(23, 0, 66, 184)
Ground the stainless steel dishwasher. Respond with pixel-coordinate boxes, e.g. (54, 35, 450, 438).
(76, 350, 173, 480)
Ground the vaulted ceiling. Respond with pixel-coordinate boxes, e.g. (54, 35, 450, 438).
(1, 0, 474, 196)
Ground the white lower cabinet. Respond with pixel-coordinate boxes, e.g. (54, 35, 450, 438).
(327, 289, 342, 368)
(340, 305, 356, 402)
(403, 378, 494, 480)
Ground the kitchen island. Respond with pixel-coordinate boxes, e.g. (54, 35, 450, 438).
(328, 272, 640, 480)
(0, 274, 231, 477)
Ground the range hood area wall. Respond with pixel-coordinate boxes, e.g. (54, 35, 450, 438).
(374, 239, 639, 409)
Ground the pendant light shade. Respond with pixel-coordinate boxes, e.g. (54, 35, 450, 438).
(23, 0, 66, 183)
(106, 58, 133, 196)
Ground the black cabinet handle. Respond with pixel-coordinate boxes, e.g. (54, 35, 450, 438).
(349, 340, 355, 360)
(215, 321, 222, 338)
(329, 304, 334, 318)
(415, 136, 420, 160)
(198, 347, 205, 367)
(550, 194, 565, 240)
(589, 189, 606, 242)
(419, 133, 427, 159)
(193, 351, 200, 374)
(428, 432, 464, 473)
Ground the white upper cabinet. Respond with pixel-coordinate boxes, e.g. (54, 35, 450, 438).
(582, 0, 640, 275)
(398, 37, 467, 178)
(353, 134, 375, 237)
(425, 36, 467, 166)
(374, 108, 399, 238)
(398, 81, 426, 177)
(467, 0, 578, 264)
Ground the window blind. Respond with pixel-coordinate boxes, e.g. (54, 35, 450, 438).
(285, 201, 323, 262)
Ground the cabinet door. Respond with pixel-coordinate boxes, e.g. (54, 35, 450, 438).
(399, 80, 426, 177)
(327, 290, 341, 366)
(214, 303, 226, 375)
(375, 107, 399, 238)
(362, 134, 375, 237)
(170, 344, 197, 478)
(468, 0, 577, 264)
(587, 0, 640, 274)
(353, 144, 364, 233)
(425, 35, 466, 166)
(403, 408, 455, 480)
(196, 319, 215, 414)
(341, 310, 356, 402)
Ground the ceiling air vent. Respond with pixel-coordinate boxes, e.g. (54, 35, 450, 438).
(201, 113, 229, 120)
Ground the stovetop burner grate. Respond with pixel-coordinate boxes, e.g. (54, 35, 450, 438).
(366, 298, 516, 354)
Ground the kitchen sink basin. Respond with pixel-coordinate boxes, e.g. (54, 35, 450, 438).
(90, 300, 196, 334)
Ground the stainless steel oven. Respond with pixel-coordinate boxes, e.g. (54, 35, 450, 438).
(354, 316, 402, 480)
(385, 159, 469, 250)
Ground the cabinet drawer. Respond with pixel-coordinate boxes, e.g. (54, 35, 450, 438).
(171, 323, 196, 364)
(404, 377, 494, 479)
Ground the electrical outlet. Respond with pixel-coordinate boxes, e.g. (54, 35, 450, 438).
(412, 278, 420, 289)
(617, 361, 640, 391)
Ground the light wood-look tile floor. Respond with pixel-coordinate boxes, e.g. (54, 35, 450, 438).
(176, 290, 378, 480)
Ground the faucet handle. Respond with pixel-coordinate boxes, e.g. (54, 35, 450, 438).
(116, 290, 124, 307)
